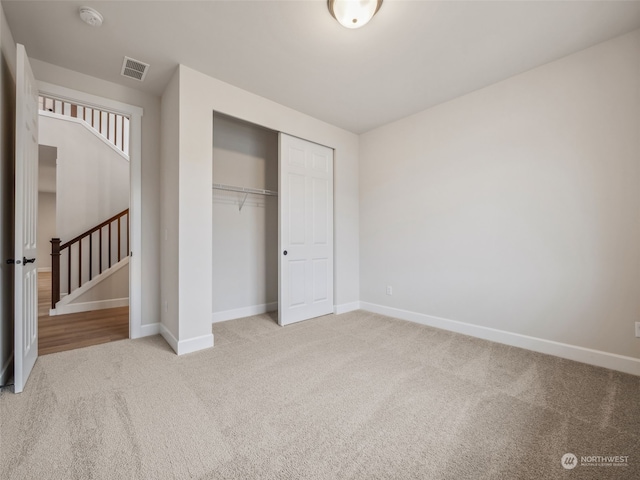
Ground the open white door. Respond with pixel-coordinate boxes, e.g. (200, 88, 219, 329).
(278, 133, 333, 326)
(14, 44, 39, 393)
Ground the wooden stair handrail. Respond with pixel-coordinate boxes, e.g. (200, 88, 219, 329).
(51, 208, 129, 309)
(60, 209, 129, 251)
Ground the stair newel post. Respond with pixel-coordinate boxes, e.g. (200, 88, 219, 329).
(50, 238, 61, 309)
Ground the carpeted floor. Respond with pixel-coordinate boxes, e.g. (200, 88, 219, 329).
(1, 310, 638, 479)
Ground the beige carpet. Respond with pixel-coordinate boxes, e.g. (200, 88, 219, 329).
(1, 310, 638, 479)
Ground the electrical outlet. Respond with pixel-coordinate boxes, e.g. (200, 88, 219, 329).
(636, 322, 640, 338)
(164, 300, 168, 312)
(386, 286, 392, 296)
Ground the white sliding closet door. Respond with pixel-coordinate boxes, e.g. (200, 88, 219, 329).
(278, 134, 333, 326)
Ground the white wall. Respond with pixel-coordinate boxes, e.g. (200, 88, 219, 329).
(360, 30, 640, 363)
(38, 144, 56, 193)
(161, 64, 360, 353)
(212, 113, 278, 315)
(37, 145, 56, 269)
(0, 2, 16, 384)
(160, 69, 180, 342)
(30, 59, 161, 329)
(37, 192, 55, 270)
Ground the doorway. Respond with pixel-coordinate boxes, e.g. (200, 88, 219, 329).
(36, 128, 129, 355)
(212, 112, 279, 324)
(32, 83, 143, 359)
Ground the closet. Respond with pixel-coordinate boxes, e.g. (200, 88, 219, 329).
(212, 113, 335, 326)
(212, 113, 278, 322)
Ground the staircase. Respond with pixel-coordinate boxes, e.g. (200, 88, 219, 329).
(39, 94, 130, 156)
(50, 209, 129, 312)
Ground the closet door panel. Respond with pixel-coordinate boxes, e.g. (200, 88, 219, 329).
(279, 134, 334, 326)
(288, 173, 306, 245)
(288, 260, 306, 307)
(312, 177, 329, 245)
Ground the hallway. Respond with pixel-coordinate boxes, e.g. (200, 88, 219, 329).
(38, 271, 129, 355)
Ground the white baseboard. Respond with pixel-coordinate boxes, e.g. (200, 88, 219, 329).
(37, 267, 52, 273)
(334, 301, 361, 315)
(360, 302, 640, 376)
(177, 333, 214, 355)
(51, 297, 129, 316)
(139, 322, 161, 337)
(212, 302, 278, 323)
(160, 324, 214, 356)
(0, 353, 13, 386)
(160, 324, 178, 353)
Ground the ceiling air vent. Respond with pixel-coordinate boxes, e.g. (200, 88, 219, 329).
(121, 56, 149, 82)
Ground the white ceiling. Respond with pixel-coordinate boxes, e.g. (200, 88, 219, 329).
(4, 1, 640, 133)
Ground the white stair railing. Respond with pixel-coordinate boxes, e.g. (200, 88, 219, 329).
(39, 95, 130, 155)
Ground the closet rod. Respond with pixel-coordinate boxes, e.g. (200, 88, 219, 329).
(212, 183, 278, 197)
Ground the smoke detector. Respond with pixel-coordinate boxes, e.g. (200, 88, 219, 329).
(79, 7, 103, 27)
(121, 56, 150, 82)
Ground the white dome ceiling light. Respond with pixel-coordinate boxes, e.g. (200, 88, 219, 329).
(328, 0, 383, 29)
(79, 6, 103, 27)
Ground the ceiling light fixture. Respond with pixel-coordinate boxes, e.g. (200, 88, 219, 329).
(328, 0, 383, 29)
(79, 6, 103, 27)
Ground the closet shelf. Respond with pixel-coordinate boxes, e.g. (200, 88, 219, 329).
(212, 183, 278, 197)
(213, 183, 277, 211)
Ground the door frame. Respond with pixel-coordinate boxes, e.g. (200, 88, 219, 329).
(37, 81, 143, 338)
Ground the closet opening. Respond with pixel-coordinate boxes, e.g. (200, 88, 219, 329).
(212, 113, 279, 325)
(212, 112, 335, 329)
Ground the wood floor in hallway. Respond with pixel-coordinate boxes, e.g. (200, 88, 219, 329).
(38, 271, 129, 356)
